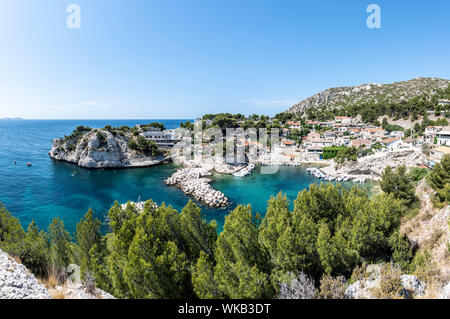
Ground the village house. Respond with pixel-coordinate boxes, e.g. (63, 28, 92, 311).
(281, 139, 296, 147)
(436, 126, 450, 146)
(430, 145, 450, 163)
(348, 128, 360, 136)
(336, 136, 351, 146)
(334, 116, 352, 124)
(320, 121, 334, 127)
(400, 138, 415, 148)
(305, 139, 334, 148)
(424, 126, 443, 144)
(286, 121, 301, 129)
(334, 124, 351, 133)
(306, 131, 321, 140)
(390, 131, 404, 138)
(351, 139, 373, 149)
(305, 146, 323, 161)
(324, 130, 336, 140)
(361, 127, 385, 141)
(306, 120, 321, 126)
(381, 137, 401, 150)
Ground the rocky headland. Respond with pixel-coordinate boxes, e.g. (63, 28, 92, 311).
(49, 126, 164, 168)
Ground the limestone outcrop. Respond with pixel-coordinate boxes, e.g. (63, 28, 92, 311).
(49, 129, 163, 168)
(336, 149, 426, 178)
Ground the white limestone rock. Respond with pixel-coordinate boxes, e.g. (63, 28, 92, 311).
(49, 129, 163, 168)
(0, 249, 50, 299)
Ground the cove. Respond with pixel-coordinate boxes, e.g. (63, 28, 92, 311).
(0, 119, 374, 234)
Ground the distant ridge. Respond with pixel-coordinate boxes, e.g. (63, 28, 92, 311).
(286, 77, 450, 114)
(0, 117, 23, 120)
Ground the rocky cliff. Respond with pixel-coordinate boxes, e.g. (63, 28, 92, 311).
(287, 77, 450, 114)
(49, 128, 163, 168)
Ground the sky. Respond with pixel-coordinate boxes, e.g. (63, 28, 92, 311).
(0, 0, 449, 119)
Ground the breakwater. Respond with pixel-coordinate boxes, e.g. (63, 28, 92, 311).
(165, 168, 229, 207)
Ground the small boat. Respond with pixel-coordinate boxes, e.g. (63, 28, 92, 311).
(26, 163, 32, 167)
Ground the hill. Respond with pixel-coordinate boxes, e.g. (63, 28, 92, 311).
(286, 77, 450, 122)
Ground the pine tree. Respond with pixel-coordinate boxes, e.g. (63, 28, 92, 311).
(192, 251, 223, 298)
(428, 154, 450, 204)
(380, 165, 417, 206)
(21, 221, 50, 278)
(214, 205, 274, 298)
(48, 217, 72, 270)
(0, 204, 26, 257)
(179, 200, 217, 261)
(76, 208, 110, 289)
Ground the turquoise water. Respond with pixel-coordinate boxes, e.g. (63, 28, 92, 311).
(0, 119, 373, 233)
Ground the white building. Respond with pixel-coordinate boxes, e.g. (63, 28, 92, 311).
(334, 116, 352, 124)
(381, 137, 401, 150)
(438, 99, 450, 107)
(430, 146, 450, 162)
(436, 126, 450, 146)
(287, 121, 301, 129)
(142, 130, 182, 147)
(390, 131, 404, 138)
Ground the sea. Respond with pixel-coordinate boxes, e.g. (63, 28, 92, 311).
(0, 119, 373, 233)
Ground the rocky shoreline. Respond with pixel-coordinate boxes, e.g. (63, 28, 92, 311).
(165, 167, 229, 208)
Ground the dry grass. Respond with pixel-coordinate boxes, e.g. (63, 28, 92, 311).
(44, 273, 60, 289)
(11, 256, 22, 265)
(370, 264, 403, 299)
(422, 229, 444, 250)
(420, 210, 433, 222)
(41, 265, 67, 289)
(48, 287, 67, 299)
(410, 250, 446, 298)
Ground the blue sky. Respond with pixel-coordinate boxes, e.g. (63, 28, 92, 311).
(0, 0, 449, 119)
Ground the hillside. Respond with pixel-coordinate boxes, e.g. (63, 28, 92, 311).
(287, 77, 450, 119)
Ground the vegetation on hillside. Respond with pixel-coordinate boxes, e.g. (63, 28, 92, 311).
(427, 154, 450, 207)
(286, 78, 450, 123)
(128, 136, 159, 156)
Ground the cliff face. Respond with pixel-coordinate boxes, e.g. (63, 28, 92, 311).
(287, 77, 450, 114)
(49, 129, 163, 168)
(0, 249, 50, 299)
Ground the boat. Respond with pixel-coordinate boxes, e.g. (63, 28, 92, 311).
(26, 163, 32, 167)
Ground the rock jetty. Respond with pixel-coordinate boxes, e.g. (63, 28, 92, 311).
(165, 168, 228, 207)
